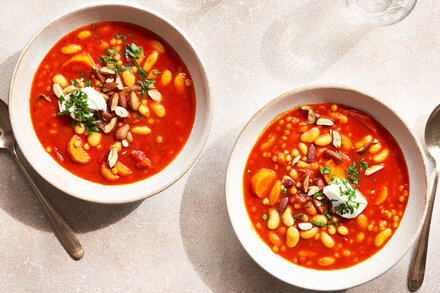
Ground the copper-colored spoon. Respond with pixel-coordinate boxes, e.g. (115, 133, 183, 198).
(0, 99, 83, 260)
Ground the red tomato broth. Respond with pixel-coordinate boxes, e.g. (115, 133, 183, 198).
(243, 103, 409, 270)
(30, 22, 196, 185)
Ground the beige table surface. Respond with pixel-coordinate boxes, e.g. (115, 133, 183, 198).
(0, 0, 439, 292)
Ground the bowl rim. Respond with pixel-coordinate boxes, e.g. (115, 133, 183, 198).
(225, 84, 428, 290)
(9, 2, 213, 204)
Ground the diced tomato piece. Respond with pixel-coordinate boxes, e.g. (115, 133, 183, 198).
(130, 150, 146, 162)
(136, 159, 151, 170)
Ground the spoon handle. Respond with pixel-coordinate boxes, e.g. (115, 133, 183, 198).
(12, 148, 84, 260)
(408, 170, 438, 291)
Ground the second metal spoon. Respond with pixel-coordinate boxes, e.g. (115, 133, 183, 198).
(408, 104, 440, 291)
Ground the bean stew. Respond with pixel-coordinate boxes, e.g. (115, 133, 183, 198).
(243, 103, 409, 270)
(30, 22, 196, 185)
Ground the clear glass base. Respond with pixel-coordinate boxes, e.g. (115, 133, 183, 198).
(347, 0, 417, 25)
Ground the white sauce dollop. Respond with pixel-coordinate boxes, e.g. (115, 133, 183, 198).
(323, 178, 367, 219)
(58, 87, 107, 120)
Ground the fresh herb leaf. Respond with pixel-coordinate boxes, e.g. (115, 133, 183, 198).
(360, 161, 369, 170)
(346, 162, 360, 186)
(332, 178, 365, 216)
(320, 167, 331, 174)
(282, 187, 287, 194)
(92, 23, 95, 31)
(311, 220, 325, 227)
(124, 42, 148, 80)
(262, 214, 268, 221)
(36, 94, 51, 102)
(93, 35, 99, 38)
(152, 70, 162, 75)
(57, 88, 102, 132)
(137, 79, 156, 99)
(133, 58, 146, 79)
(247, 169, 251, 175)
(293, 213, 303, 219)
(325, 222, 340, 227)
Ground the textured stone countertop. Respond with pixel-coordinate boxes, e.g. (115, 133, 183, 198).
(0, 0, 439, 292)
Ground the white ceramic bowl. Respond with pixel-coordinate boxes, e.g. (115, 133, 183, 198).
(9, 3, 212, 204)
(225, 85, 427, 291)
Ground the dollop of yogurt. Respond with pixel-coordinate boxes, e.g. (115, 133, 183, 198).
(58, 87, 107, 120)
(323, 178, 367, 219)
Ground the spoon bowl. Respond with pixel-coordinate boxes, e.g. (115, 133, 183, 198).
(0, 99, 83, 260)
(425, 104, 440, 157)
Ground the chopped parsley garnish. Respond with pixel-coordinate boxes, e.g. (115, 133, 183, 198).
(116, 33, 124, 39)
(152, 70, 162, 75)
(304, 204, 309, 208)
(330, 178, 365, 216)
(247, 169, 251, 174)
(133, 59, 146, 80)
(262, 214, 268, 221)
(93, 35, 99, 38)
(105, 47, 117, 55)
(313, 192, 325, 199)
(128, 34, 133, 37)
(137, 79, 156, 99)
(92, 23, 95, 30)
(312, 220, 339, 227)
(311, 220, 324, 227)
(326, 222, 340, 227)
(57, 89, 101, 132)
(124, 42, 143, 58)
(324, 207, 332, 219)
(320, 167, 331, 174)
(36, 94, 50, 102)
(70, 73, 91, 87)
(346, 161, 360, 186)
(98, 47, 124, 74)
(124, 42, 147, 80)
(346, 159, 369, 187)
(282, 187, 287, 194)
(293, 213, 303, 219)
(137, 115, 143, 118)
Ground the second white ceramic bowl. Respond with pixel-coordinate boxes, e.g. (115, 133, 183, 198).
(9, 3, 212, 204)
(226, 85, 427, 291)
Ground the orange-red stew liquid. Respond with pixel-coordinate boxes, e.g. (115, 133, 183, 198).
(243, 103, 409, 270)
